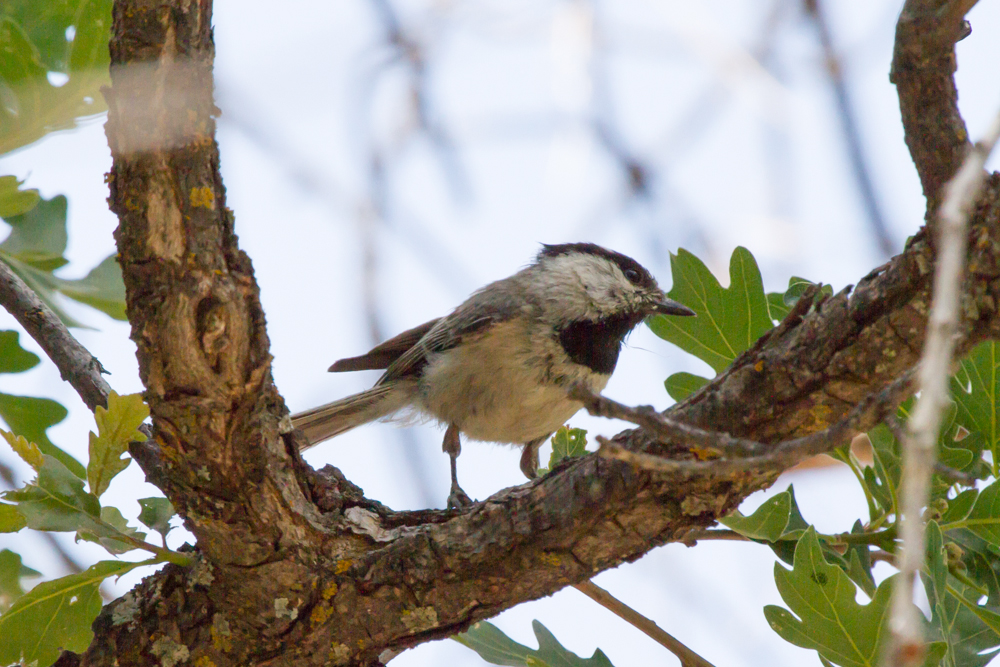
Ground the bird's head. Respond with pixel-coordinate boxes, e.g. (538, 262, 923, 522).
(532, 242, 694, 325)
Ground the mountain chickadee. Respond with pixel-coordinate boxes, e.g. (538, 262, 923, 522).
(292, 242, 694, 506)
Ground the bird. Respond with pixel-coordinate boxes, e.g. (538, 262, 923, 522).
(291, 242, 695, 507)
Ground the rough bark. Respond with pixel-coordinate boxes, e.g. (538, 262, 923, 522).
(51, 0, 1000, 665)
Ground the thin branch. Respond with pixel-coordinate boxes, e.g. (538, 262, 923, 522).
(572, 370, 914, 475)
(573, 581, 717, 667)
(0, 260, 111, 412)
(887, 105, 1000, 667)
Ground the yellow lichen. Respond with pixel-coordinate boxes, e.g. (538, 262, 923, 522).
(809, 403, 832, 429)
(335, 559, 352, 574)
(190, 186, 215, 209)
(323, 582, 339, 599)
(194, 657, 216, 667)
(539, 552, 561, 567)
(311, 604, 333, 626)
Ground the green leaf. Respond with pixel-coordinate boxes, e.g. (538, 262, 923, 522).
(0, 254, 85, 328)
(964, 480, 1000, 543)
(933, 582, 1000, 667)
(846, 549, 876, 599)
(951, 593, 1000, 637)
(766, 276, 830, 323)
(720, 491, 791, 542)
(768, 484, 810, 565)
(1, 429, 42, 469)
(87, 391, 148, 497)
(0, 559, 147, 667)
(0, 548, 39, 611)
(952, 341, 1000, 477)
(942, 489, 979, 525)
(550, 427, 586, 465)
(0, 503, 25, 532)
(454, 619, 615, 667)
(0, 175, 38, 218)
(55, 254, 127, 320)
(867, 423, 902, 516)
(766, 292, 790, 323)
(0, 329, 39, 373)
(3, 454, 100, 531)
(664, 371, 709, 402)
(0, 392, 83, 478)
(844, 521, 876, 599)
(0, 0, 112, 155)
(764, 527, 892, 667)
(0, 192, 128, 326)
(958, 480, 1000, 552)
(76, 505, 144, 554)
(647, 247, 773, 373)
(137, 497, 174, 539)
(0, 194, 68, 269)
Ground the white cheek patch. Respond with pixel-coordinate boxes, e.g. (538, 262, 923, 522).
(537, 254, 642, 320)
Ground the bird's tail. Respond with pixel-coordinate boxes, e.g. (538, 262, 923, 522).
(291, 384, 406, 449)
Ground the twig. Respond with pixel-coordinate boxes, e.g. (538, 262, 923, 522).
(574, 370, 914, 475)
(573, 580, 717, 667)
(887, 105, 1000, 667)
(0, 259, 112, 412)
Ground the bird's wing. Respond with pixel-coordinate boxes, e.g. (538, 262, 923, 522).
(328, 318, 441, 372)
(376, 280, 526, 385)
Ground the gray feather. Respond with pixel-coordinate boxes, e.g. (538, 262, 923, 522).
(292, 384, 406, 449)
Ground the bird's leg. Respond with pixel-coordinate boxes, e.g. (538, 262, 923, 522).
(443, 423, 472, 508)
(520, 436, 546, 479)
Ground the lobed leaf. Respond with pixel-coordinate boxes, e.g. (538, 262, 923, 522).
(1, 429, 42, 470)
(764, 527, 892, 667)
(549, 427, 587, 465)
(767, 484, 810, 565)
(454, 619, 614, 667)
(87, 391, 148, 498)
(3, 454, 100, 531)
(0, 559, 146, 667)
(648, 247, 773, 373)
(952, 341, 1000, 477)
(720, 491, 791, 542)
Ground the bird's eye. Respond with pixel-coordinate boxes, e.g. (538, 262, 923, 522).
(624, 269, 640, 283)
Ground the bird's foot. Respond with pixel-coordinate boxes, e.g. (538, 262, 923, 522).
(447, 483, 473, 509)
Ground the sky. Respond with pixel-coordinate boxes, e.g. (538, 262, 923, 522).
(3, 0, 1000, 665)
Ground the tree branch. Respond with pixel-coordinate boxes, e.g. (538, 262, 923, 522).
(0, 259, 111, 411)
(887, 104, 1000, 667)
(57, 1, 1000, 666)
(573, 369, 913, 473)
(891, 0, 976, 208)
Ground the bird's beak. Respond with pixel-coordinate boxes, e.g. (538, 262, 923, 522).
(647, 295, 695, 317)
